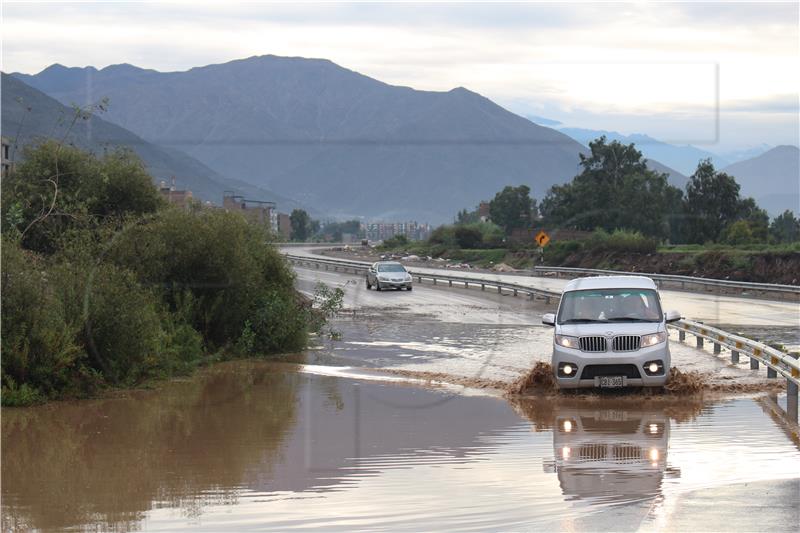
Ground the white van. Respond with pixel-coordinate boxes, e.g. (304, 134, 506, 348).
(542, 276, 681, 389)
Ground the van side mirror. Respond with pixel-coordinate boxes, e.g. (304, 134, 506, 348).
(665, 310, 682, 323)
(542, 313, 556, 326)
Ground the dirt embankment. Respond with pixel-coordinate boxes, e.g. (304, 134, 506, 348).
(321, 246, 799, 285)
(545, 249, 800, 285)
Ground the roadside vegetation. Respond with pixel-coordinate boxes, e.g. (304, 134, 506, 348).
(378, 137, 799, 283)
(2, 141, 336, 406)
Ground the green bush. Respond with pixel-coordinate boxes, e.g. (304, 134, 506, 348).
(380, 234, 409, 249)
(721, 220, 754, 245)
(1, 141, 162, 254)
(247, 291, 310, 354)
(585, 229, 658, 254)
(108, 209, 302, 352)
(82, 263, 167, 385)
(1, 238, 86, 402)
(454, 226, 482, 249)
(543, 240, 583, 264)
(428, 225, 457, 247)
(1, 143, 313, 405)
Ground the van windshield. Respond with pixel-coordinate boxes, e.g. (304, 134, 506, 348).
(557, 288, 662, 324)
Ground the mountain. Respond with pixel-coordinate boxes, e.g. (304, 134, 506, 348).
(721, 146, 800, 216)
(14, 56, 681, 223)
(559, 127, 719, 177)
(715, 144, 772, 165)
(525, 115, 563, 127)
(2, 73, 304, 211)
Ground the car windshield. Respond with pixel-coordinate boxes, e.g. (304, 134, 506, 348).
(557, 288, 662, 324)
(377, 264, 406, 273)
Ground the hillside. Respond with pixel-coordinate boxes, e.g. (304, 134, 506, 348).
(722, 145, 800, 216)
(1, 73, 305, 212)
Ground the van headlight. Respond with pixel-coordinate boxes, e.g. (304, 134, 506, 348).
(641, 332, 667, 347)
(555, 335, 579, 349)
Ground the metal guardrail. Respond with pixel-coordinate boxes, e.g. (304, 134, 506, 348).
(285, 254, 562, 303)
(668, 318, 799, 421)
(533, 265, 800, 299)
(288, 253, 800, 421)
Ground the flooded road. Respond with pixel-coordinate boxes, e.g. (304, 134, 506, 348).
(298, 268, 793, 389)
(3, 363, 799, 531)
(286, 246, 800, 328)
(2, 265, 798, 531)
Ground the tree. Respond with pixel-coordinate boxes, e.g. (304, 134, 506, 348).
(735, 197, 769, 242)
(454, 226, 483, 248)
(539, 137, 682, 239)
(721, 220, 754, 245)
(683, 160, 742, 243)
(289, 209, 311, 241)
(489, 185, 536, 235)
(770, 210, 800, 243)
(456, 208, 479, 225)
(316, 219, 361, 241)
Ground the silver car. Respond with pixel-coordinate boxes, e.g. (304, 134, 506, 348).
(542, 276, 681, 389)
(366, 261, 413, 291)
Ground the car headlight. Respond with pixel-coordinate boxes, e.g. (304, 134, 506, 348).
(555, 335, 579, 349)
(378, 275, 390, 281)
(641, 332, 667, 347)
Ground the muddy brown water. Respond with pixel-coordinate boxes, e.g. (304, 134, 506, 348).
(3, 361, 799, 532)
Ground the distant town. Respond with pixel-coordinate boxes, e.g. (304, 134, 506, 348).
(155, 174, 432, 243)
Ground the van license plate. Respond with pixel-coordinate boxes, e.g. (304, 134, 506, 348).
(598, 376, 624, 388)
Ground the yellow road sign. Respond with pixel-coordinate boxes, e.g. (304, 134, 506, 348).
(535, 230, 550, 247)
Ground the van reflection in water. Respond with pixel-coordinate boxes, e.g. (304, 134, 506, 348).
(542, 406, 679, 504)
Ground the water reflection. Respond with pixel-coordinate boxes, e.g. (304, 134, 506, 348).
(4, 366, 799, 531)
(546, 407, 678, 505)
(1, 362, 300, 531)
(511, 398, 701, 509)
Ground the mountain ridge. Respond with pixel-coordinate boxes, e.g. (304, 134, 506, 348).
(721, 145, 800, 216)
(2, 73, 307, 213)
(14, 55, 688, 222)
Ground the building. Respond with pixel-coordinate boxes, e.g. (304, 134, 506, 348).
(277, 212, 292, 240)
(478, 201, 491, 222)
(1, 137, 12, 177)
(158, 178, 193, 209)
(364, 221, 432, 242)
(222, 191, 276, 228)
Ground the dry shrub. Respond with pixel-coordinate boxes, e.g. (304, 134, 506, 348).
(507, 361, 557, 395)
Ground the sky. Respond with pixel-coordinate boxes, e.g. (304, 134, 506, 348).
(2, 1, 799, 152)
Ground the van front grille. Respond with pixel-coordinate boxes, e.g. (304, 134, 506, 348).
(613, 335, 641, 352)
(579, 336, 607, 352)
(613, 444, 643, 462)
(579, 443, 607, 461)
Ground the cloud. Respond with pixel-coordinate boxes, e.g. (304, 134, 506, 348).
(724, 94, 799, 114)
(2, 1, 797, 150)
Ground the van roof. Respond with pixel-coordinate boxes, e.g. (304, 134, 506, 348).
(563, 275, 657, 292)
